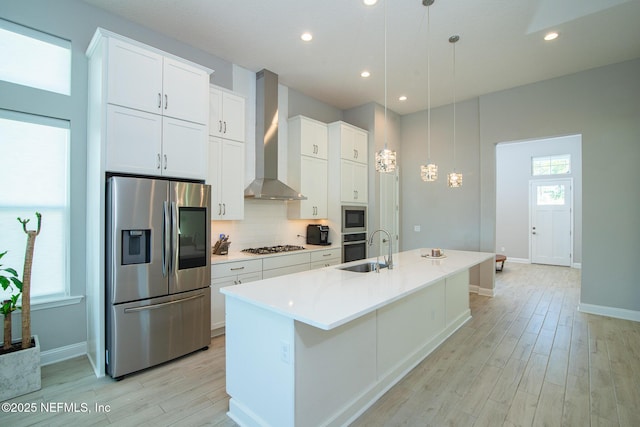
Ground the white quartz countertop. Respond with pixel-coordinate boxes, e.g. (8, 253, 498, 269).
(211, 244, 340, 264)
(221, 249, 494, 330)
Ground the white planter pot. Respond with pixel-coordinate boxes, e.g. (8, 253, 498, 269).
(0, 335, 41, 401)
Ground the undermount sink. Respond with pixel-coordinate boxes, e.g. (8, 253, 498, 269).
(338, 262, 389, 273)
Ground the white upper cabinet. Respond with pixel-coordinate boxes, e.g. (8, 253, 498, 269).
(106, 38, 163, 115)
(106, 104, 163, 176)
(288, 116, 329, 219)
(106, 37, 209, 125)
(161, 117, 208, 179)
(208, 137, 245, 220)
(338, 123, 368, 164)
(88, 29, 212, 180)
(209, 86, 246, 142)
(329, 121, 369, 204)
(162, 58, 210, 124)
(289, 115, 328, 159)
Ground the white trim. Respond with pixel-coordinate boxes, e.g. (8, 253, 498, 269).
(572, 262, 582, 269)
(507, 257, 530, 264)
(40, 341, 87, 366)
(31, 295, 84, 311)
(468, 285, 495, 297)
(578, 303, 640, 322)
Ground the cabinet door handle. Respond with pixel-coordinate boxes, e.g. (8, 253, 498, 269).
(164, 94, 168, 110)
(222, 203, 226, 215)
(218, 120, 223, 133)
(323, 253, 331, 257)
(158, 93, 162, 108)
(218, 203, 222, 215)
(230, 266, 245, 271)
(157, 153, 161, 169)
(223, 121, 227, 134)
(233, 280, 238, 285)
(237, 279, 243, 284)
(163, 154, 168, 170)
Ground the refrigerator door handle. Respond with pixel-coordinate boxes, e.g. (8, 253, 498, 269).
(171, 201, 178, 274)
(123, 293, 204, 313)
(163, 201, 170, 277)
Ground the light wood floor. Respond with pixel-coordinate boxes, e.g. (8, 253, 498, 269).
(3, 263, 639, 426)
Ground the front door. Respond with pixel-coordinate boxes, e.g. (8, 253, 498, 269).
(530, 179, 572, 266)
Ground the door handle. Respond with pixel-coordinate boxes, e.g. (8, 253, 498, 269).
(218, 203, 222, 216)
(157, 153, 161, 169)
(222, 203, 226, 215)
(163, 154, 168, 170)
(158, 93, 162, 109)
(223, 121, 227, 134)
(382, 238, 388, 243)
(164, 94, 168, 110)
(124, 294, 204, 313)
(162, 201, 169, 277)
(532, 232, 537, 235)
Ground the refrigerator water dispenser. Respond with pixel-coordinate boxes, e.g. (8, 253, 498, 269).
(122, 229, 150, 265)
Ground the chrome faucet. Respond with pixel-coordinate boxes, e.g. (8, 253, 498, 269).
(368, 229, 393, 271)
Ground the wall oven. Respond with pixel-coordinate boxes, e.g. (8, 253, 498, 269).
(342, 232, 367, 263)
(341, 205, 366, 233)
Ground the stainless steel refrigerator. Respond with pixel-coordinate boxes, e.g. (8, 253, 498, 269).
(106, 176, 211, 379)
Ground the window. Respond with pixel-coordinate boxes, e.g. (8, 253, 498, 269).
(0, 19, 71, 95)
(0, 110, 69, 300)
(532, 154, 571, 176)
(536, 184, 566, 206)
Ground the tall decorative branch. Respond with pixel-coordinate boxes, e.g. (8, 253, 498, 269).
(17, 212, 41, 350)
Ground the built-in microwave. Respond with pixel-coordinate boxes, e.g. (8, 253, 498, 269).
(341, 205, 366, 233)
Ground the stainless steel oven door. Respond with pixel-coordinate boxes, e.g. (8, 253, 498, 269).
(342, 232, 367, 263)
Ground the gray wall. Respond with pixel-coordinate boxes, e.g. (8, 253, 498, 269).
(480, 58, 640, 312)
(400, 98, 481, 251)
(401, 58, 639, 313)
(496, 135, 582, 263)
(1, 0, 234, 352)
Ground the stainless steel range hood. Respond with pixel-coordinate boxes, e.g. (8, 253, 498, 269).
(244, 69, 306, 201)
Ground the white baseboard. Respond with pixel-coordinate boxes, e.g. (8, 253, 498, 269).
(578, 303, 640, 322)
(572, 262, 582, 269)
(41, 341, 87, 366)
(468, 285, 495, 297)
(507, 257, 530, 264)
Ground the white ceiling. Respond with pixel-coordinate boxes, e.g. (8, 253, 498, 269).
(81, 0, 640, 115)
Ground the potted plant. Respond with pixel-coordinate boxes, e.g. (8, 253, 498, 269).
(0, 212, 42, 401)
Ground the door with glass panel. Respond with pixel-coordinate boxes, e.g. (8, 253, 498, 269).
(530, 179, 572, 266)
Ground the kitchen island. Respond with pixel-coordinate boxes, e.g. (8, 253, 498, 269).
(221, 249, 495, 427)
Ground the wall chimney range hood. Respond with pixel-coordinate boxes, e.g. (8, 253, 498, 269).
(244, 69, 306, 201)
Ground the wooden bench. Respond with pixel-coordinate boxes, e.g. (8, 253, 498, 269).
(496, 254, 507, 271)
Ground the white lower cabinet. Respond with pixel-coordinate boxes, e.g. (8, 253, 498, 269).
(310, 248, 341, 269)
(210, 259, 262, 332)
(262, 252, 311, 279)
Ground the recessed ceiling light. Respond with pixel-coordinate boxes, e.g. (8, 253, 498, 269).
(399, 95, 407, 101)
(544, 32, 559, 41)
(363, 0, 378, 5)
(361, 70, 371, 78)
(301, 32, 313, 42)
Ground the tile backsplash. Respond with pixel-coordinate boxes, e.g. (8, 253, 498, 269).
(211, 199, 326, 251)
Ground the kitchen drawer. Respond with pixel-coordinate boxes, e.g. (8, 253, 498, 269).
(310, 259, 341, 270)
(212, 259, 262, 278)
(262, 252, 310, 271)
(262, 263, 310, 280)
(310, 248, 341, 263)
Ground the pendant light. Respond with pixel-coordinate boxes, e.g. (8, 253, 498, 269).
(420, 0, 437, 182)
(447, 34, 462, 188)
(375, 0, 397, 174)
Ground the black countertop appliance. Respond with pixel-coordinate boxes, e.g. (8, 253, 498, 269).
(307, 224, 330, 245)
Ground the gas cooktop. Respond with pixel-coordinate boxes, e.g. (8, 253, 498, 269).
(241, 245, 306, 255)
